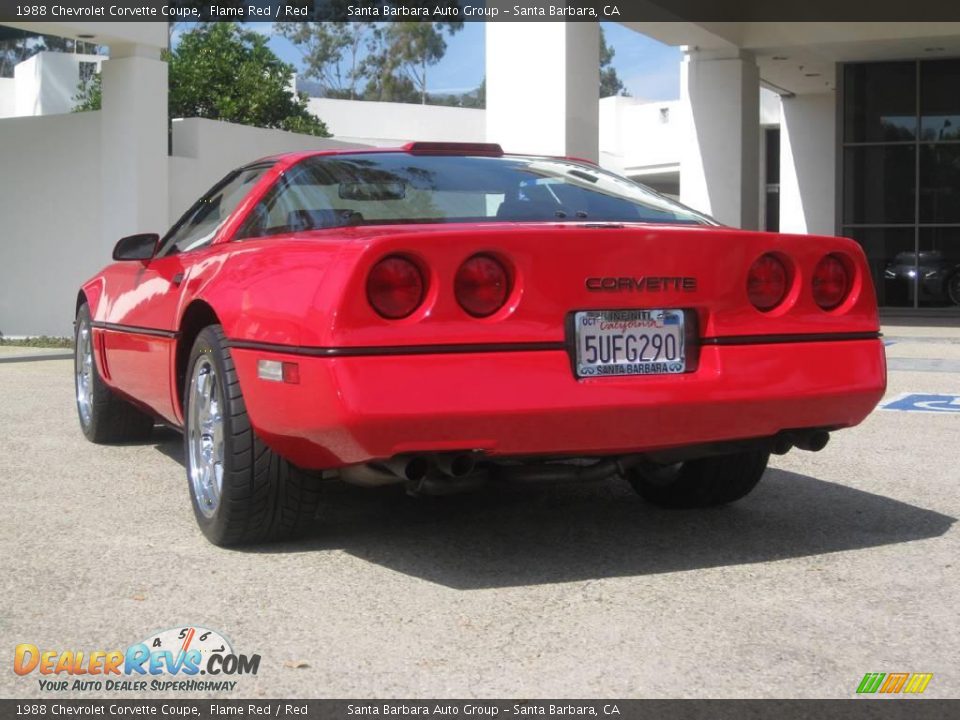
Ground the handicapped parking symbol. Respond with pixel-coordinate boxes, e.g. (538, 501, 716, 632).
(881, 393, 960, 413)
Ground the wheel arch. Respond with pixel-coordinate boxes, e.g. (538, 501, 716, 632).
(175, 300, 221, 414)
(76, 276, 106, 320)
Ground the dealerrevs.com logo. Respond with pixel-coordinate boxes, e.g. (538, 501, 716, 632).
(14, 626, 260, 693)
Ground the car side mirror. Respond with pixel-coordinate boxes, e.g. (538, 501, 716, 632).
(112, 233, 160, 262)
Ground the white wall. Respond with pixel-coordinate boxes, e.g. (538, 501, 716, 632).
(169, 118, 370, 222)
(308, 97, 484, 146)
(0, 78, 14, 118)
(599, 96, 681, 175)
(760, 87, 782, 126)
(0, 112, 102, 337)
(14, 52, 103, 117)
(780, 92, 836, 236)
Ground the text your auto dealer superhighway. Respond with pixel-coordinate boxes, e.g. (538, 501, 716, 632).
(47, 4, 200, 17)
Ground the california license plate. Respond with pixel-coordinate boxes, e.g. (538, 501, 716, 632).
(574, 309, 686, 378)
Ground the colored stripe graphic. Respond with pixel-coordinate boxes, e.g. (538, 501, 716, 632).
(903, 673, 934, 694)
(856, 672, 933, 694)
(857, 673, 885, 694)
(880, 673, 909, 693)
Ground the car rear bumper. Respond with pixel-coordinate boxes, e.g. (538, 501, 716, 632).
(229, 338, 887, 469)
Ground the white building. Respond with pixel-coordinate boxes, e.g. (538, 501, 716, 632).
(1, 20, 959, 337)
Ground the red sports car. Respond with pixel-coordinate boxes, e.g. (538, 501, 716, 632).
(74, 142, 886, 546)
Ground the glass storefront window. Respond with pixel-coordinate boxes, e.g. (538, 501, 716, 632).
(919, 228, 960, 307)
(920, 59, 960, 141)
(844, 62, 917, 143)
(846, 228, 917, 308)
(919, 144, 960, 224)
(842, 59, 960, 311)
(843, 146, 916, 225)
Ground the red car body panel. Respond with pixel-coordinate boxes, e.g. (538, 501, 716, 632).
(230, 340, 885, 468)
(79, 148, 887, 468)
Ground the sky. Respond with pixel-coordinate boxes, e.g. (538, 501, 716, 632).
(176, 22, 683, 101)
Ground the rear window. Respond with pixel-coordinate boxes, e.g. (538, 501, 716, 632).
(237, 153, 711, 238)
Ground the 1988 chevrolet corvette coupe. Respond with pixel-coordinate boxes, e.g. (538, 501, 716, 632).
(75, 143, 887, 546)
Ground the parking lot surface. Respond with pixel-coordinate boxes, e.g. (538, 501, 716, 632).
(0, 328, 957, 699)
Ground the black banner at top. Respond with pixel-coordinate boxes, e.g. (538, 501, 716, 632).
(0, 700, 959, 720)
(3, 0, 960, 23)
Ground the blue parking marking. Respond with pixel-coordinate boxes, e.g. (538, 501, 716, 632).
(881, 393, 960, 413)
(883, 340, 896, 347)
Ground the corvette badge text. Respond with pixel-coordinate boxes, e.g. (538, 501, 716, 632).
(13, 626, 259, 693)
(585, 276, 697, 292)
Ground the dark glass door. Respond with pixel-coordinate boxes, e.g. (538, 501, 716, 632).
(841, 59, 960, 311)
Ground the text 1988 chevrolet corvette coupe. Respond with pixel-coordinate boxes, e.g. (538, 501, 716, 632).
(75, 142, 887, 546)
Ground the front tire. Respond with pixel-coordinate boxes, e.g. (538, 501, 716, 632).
(74, 304, 154, 443)
(625, 449, 769, 509)
(184, 325, 323, 546)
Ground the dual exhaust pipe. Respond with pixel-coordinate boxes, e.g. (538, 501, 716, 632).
(383, 452, 479, 483)
(338, 451, 481, 492)
(771, 429, 831, 455)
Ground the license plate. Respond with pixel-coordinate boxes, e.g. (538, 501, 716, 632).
(574, 309, 686, 378)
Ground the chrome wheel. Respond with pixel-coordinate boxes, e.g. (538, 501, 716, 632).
(75, 319, 94, 427)
(188, 357, 224, 518)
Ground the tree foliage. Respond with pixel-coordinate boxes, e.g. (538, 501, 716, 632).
(600, 27, 629, 98)
(276, 21, 371, 100)
(73, 72, 102, 112)
(74, 23, 329, 137)
(168, 23, 328, 135)
(279, 21, 463, 105)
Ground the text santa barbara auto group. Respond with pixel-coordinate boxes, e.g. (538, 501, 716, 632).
(347, 4, 620, 18)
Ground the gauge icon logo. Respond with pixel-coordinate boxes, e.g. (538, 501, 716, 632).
(139, 626, 233, 671)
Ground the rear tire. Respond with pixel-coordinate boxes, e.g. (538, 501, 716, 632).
(184, 324, 323, 546)
(625, 449, 769, 509)
(74, 304, 154, 444)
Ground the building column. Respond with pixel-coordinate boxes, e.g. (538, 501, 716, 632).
(486, 22, 599, 161)
(99, 43, 168, 251)
(680, 49, 760, 229)
(779, 92, 836, 236)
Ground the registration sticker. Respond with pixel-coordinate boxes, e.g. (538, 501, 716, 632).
(574, 309, 685, 378)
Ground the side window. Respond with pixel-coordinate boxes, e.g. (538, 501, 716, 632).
(158, 165, 271, 256)
(236, 166, 346, 239)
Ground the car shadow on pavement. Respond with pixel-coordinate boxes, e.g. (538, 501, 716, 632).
(151, 431, 955, 589)
(249, 470, 955, 590)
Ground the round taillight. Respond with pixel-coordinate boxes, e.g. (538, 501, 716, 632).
(812, 254, 850, 310)
(455, 254, 510, 318)
(747, 253, 789, 311)
(366, 255, 425, 319)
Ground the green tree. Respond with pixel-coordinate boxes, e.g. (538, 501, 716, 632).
(280, 21, 463, 105)
(276, 21, 374, 100)
(74, 23, 329, 137)
(600, 27, 629, 98)
(461, 78, 485, 109)
(378, 22, 464, 105)
(73, 72, 101, 112)
(169, 23, 328, 135)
